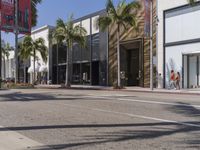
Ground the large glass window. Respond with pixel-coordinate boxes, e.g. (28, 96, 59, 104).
(82, 36, 91, 61)
(72, 63, 81, 84)
(92, 33, 100, 61)
(72, 43, 81, 62)
(58, 45, 67, 64)
(52, 44, 58, 66)
(82, 62, 90, 84)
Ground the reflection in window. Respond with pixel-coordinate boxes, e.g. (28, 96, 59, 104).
(92, 33, 100, 61)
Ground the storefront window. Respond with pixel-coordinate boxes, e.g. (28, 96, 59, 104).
(92, 33, 100, 61)
(82, 63, 90, 84)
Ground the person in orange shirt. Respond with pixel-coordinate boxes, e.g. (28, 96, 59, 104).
(169, 70, 176, 89)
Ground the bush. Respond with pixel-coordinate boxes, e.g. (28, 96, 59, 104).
(2, 82, 34, 89)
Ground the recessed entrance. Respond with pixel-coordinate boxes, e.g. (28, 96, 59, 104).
(120, 39, 143, 87)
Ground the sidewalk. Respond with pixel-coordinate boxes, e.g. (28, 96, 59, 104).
(35, 84, 200, 95)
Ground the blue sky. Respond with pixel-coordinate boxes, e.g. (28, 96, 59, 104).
(2, 0, 132, 46)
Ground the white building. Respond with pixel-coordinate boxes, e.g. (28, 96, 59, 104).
(29, 25, 53, 84)
(157, 0, 200, 89)
(19, 25, 53, 84)
(1, 50, 15, 80)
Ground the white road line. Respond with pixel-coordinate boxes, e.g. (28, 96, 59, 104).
(0, 126, 48, 150)
(81, 95, 200, 109)
(57, 102, 200, 128)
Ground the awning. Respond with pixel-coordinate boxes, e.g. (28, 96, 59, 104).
(27, 62, 41, 73)
(39, 65, 48, 72)
(28, 66, 33, 73)
(182, 50, 200, 56)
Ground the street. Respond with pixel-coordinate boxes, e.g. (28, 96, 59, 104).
(0, 89, 199, 150)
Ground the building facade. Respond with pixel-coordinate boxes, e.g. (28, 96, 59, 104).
(17, 0, 200, 89)
(51, 10, 109, 86)
(19, 0, 157, 87)
(157, 0, 200, 89)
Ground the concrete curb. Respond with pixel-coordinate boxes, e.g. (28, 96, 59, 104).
(34, 86, 200, 96)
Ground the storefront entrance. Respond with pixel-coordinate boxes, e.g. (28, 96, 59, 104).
(126, 49, 139, 86)
(120, 39, 143, 87)
(183, 53, 200, 89)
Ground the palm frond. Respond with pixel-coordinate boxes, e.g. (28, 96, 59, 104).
(121, 1, 140, 17)
(98, 16, 112, 31)
(106, 0, 117, 16)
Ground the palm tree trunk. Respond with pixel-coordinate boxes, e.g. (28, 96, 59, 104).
(24, 62, 26, 83)
(65, 45, 69, 87)
(4, 57, 6, 79)
(56, 43, 59, 84)
(117, 25, 121, 87)
(33, 50, 36, 84)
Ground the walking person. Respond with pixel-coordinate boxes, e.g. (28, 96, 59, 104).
(169, 70, 176, 89)
(176, 72, 181, 90)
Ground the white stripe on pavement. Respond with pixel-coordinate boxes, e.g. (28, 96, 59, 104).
(58, 103, 200, 128)
(82, 95, 200, 109)
(0, 126, 47, 150)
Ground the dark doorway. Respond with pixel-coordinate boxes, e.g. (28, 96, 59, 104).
(127, 49, 139, 86)
(92, 61, 99, 85)
(120, 39, 143, 87)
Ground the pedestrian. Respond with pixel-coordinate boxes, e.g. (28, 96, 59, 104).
(176, 72, 181, 90)
(169, 70, 176, 90)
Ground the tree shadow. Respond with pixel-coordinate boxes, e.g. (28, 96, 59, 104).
(166, 102, 200, 149)
(0, 92, 107, 102)
(168, 102, 200, 117)
(1, 122, 199, 150)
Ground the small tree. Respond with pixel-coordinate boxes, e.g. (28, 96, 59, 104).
(98, 0, 140, 88)
(54, 15, 87, 87)
(19, 36, 47, 84)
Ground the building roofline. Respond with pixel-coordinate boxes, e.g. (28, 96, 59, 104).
(73, 9, 106, 23)
(31, 25, 54, 34)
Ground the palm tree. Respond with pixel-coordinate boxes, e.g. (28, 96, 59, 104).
(2, 43, 12, 79)
(98, 0, 140, 88)
(19, 36, 47, 84)
(18, 42, 29, 83)
(53, 15, 87, 87)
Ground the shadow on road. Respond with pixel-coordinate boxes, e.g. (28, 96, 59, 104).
(0, 92, 103, 102)
(0, 122, 199, 150)
(166, 102, 200, 149)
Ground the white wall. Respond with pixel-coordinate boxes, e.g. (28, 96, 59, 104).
(165, 43, 200, 87)
(157, 0, 189, 81)
(29, 26, 51, 83)
(157, 0, 200, 88)
(82, 19, 90, 36)
(165, 7, 200, 43)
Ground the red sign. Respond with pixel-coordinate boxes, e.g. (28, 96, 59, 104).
(0, 0, 31, 34)
(0, 0, 15, 32)
(18, 0, 31, 34)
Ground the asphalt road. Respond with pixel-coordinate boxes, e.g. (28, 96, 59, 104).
(0, 89, 200, 150)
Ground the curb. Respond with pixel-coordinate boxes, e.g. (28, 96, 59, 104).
(34, 86, 200, 96)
